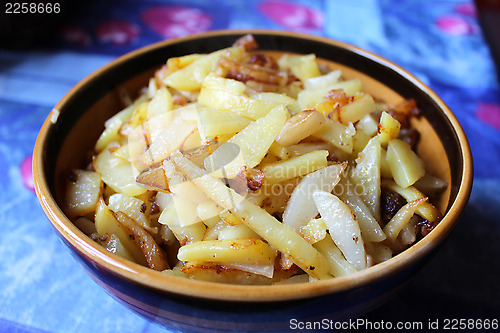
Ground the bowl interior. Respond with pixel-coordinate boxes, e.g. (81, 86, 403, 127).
(35, 30, 471, 302)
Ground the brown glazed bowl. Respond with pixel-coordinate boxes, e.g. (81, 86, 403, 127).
(33, 30, 473, 332)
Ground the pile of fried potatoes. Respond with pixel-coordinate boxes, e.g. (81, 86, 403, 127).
(64, 35, 446, 284)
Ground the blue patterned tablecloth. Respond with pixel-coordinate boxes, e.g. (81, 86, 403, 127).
(1, 1, 499, 332)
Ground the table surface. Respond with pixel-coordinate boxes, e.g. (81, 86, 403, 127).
(1, 0, 499, 332)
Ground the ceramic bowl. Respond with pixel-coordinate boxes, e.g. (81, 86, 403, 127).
(33, 30, 473, 332)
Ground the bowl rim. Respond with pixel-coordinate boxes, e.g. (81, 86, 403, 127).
(33, 29, 473, 302)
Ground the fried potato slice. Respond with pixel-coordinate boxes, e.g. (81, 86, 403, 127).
(65, 170, 102, 218)
(178, 238, 276, 265)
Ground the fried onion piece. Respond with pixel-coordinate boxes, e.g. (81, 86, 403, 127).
(114, 211, 169, 271)
(219, 57, 294, 86)
(247, 52, 279, 70)
(154, 64, 169, 88)
(386, 98, 420, 128)
(233, 167, 266, 192)
(232, 34, 259, 51)
(315, 89, 354, 121)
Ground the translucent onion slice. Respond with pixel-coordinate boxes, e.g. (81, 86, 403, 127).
(283, 163, 346, 233)
(313, 190, 366, 270)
